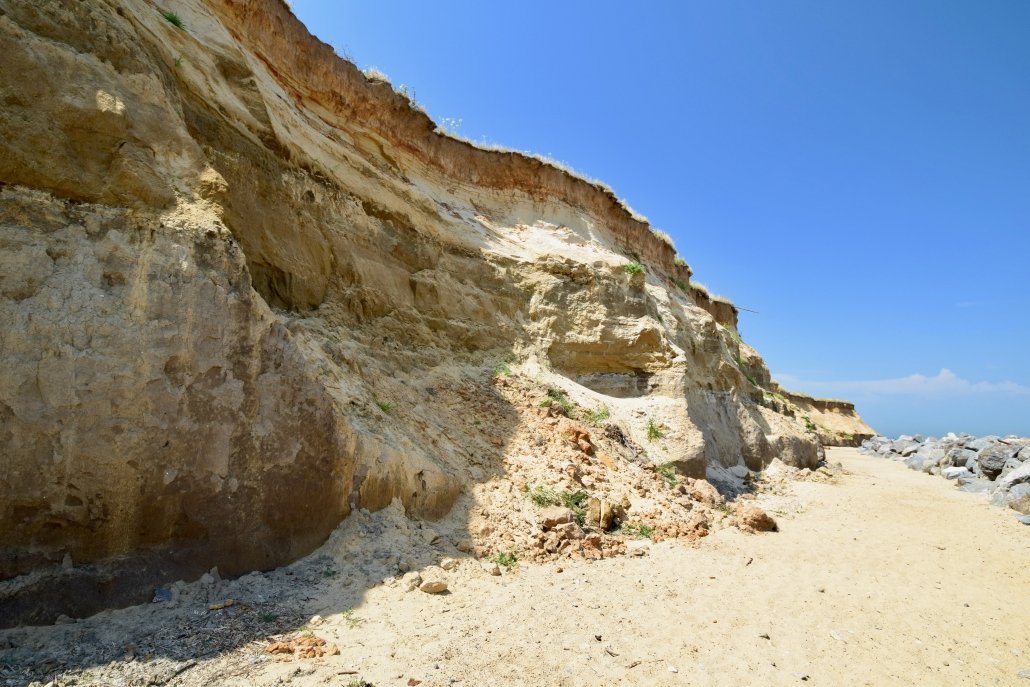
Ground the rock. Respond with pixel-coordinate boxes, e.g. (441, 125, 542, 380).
(957, 478, 993, 494)
(440, 558, 458, 571)
(401, 572, 423, 592)
(966, 436, 1000, 452)
(585, 498, 625, 531)
(421, 528, 441, 545)
(736, 505, 778, 532)
(538, 506, 576, 530)
(55, 614, 74, 625)
(1018, 515, 1030, 526)
(200, 573, 215, 586)
(1006, 483, 1030, 515)
(481, 561, 501, 576)
(999, 462, 1030, 490)
(688, 479, 725, 507)
(942, 466, 971, 480)
(419, 579, 448, 594)
(945, 447, 976, 467)
(900, 443, 921, 457)
(977, 444, 1021, 480)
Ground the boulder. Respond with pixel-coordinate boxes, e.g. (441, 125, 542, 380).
(957, 477, 993, 494)
(736, 505, 778, 532)
(945, 447, 976, 467)
(585, 498, 625, 531)
(942, 466, 971, 480)
(966, 436, 1000, 452)
(1005, 483, 1030, 515)
(977, 444, 1022, 480)
(999, 462, 1030, 490)
(537, 507, 576, 531)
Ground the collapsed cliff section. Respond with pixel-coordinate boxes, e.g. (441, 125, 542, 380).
(0, 0, 872, 625)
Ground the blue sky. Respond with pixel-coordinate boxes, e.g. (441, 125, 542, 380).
(290, 1, 1030, 438)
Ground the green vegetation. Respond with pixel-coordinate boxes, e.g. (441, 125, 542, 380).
(375, 399, 395, 414)
(528, 485, 561, 507)
(493, 362, 512, 377)
(581, 405, 610, 426)
(656, 462, 679, 487)
(674, 255, 687, 267)
(624, 261, 644, 275)
(619, 521, 654, 539)
(491, 550, 518, 567)
(802, 415, 818, 433)
(673, 278, 688, 291)
(646, 417, 663, 442)
(322, 567, 337, 578)
(257, 611, 277, 622)
(161, 11, 184, 29)
(528, 486, 588, 526)
(561, 489, 589, 526)
(173, 56, 183, 68)
(539, 388, 575, 417)
(342, 608, 363, 629)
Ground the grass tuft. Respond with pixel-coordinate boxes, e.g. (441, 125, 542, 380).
(581, 405, 610, 426)
(539, 388, 575, 417)
(161, 11, 184, 29)
(656, 462, 678, 487)
(619, 521, 654, 539)
(375, 399, 395, 414)
(624, 262, 644, 275)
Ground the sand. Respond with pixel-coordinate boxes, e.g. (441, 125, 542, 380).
(3, 448, 1027, 687)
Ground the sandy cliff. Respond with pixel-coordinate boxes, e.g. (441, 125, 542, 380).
(0, 0, 873, 625)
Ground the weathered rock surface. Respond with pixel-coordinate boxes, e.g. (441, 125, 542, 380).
(0, 0, 872, 624)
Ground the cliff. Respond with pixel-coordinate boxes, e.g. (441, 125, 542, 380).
(0, 0, 873, 625)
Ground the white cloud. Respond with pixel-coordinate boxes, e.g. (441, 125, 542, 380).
(774, 368, 1030, 397)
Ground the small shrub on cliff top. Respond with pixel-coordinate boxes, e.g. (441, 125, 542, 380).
(624, 261, 644, 275)
(161, 11, 184, 29)
(674, 255, 687, 267)
(650, 228, 675, 248)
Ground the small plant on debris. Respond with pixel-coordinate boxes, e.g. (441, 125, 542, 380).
(258, 611, 278, 622)
(375, 399, 395, 414)
(646, 417, 663, 442)
(539, 388, 575, 417)
(342, 608, 363, 629)
(656, 462, 678, 487)
(581, 405, 610, 426)
(491, 550, 518, 567)
(322, 567, 337, 578)
(802, 415, 817, 433)
(528, 485, 561, 507)
(561, 490, 589, 526)
(619, 521, 654, 539)
(161, 10, 184, 28)
(624, 261, 644, 275)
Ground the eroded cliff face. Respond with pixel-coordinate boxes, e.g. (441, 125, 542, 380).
(0, 0, 873, 624)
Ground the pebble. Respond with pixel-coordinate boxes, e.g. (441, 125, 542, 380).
(481, 561, 501, 576)
(667, 665, 678, 673)
(440, 558, 458, 571)
(419, 579, 448, 594)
